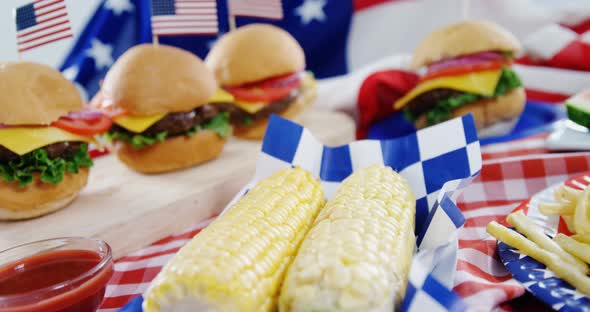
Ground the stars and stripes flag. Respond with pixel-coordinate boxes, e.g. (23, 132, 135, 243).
(228, 0, 283, 20)
(150, 0, 219, 36)
(14, 0, 73, 53)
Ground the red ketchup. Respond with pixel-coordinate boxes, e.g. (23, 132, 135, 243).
(0, 239, 114, 312)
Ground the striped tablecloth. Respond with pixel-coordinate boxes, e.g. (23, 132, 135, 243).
(97, 132, 590, 312)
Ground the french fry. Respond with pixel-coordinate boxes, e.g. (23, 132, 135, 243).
(563, 215, 577, 233)
(573, 234, 590, 245)
(555, 185, 582, 203)
(487, 221, 590, 296)
(506, 211, 588, 273)
(554, 233, 590, 264)
(574, 186, 590, 236)
(538, 202, 575, 216)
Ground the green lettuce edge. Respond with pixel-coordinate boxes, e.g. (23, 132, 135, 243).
(405, 67, 523, 126)
(0, 143, 93, 188)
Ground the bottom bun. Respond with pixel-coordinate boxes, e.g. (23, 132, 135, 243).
(114, 130, 227, 174)
(233, 76, 317, 140)
(0, 168, 89, 220)
(416, 87, 526, 130)
(476, 116, 520, 138)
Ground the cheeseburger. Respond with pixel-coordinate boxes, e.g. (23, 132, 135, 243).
(395, 20, 525, 136)
(93, 44, 230, 174)
(0, 62, 110, 220)
(206, 24, 317, 140)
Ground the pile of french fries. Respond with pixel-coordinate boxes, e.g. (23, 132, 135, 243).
(538, 184, 590, 236)
(488, 185, 590, 296)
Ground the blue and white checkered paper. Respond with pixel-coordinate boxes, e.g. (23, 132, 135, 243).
(119, 114, 481, 312)
(225, 114, 481, 311)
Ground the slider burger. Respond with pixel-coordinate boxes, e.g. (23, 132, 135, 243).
(0, 62, 111, 220)
(92, 44, 230, 173)
(395, 20, 526, 136)
(206, 24, 317, 140)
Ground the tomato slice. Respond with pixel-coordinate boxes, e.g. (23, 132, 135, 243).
(226, 72, 302, 103)
(258, 72, 302, 88)
(421, 60, 511, 82)
(51, 110, 113, 136)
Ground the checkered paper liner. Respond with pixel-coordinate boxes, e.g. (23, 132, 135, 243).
(115, 114, 482, 311)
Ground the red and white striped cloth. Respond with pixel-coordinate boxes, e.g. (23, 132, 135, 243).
(94, 132, 590, 311)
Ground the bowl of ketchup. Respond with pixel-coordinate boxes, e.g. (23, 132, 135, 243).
(0, 237, 114, 312)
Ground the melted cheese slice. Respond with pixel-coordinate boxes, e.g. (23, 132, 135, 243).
(394, 69, 503, 110)
(0, 127, 96, 155)
(209, 88, 235, 103)
(113, 114, 166, 133)
(234, 100, 268, 114)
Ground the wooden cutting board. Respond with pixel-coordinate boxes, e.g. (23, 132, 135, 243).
(0, 111, 354, 259)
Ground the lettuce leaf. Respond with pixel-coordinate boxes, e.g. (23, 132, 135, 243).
(0, 144, 93, 188)
(202, 113, 231, 138)
(105, 130, 168, 149)
(107, 113, 231, 149)
(405, 67, 523, 126)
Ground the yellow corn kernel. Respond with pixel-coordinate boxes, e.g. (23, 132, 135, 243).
(279, 164, 416, 312)
(143, 167, 326, 312)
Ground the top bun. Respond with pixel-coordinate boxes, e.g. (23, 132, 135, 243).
(411, 20, 522, 69)
(101, 44, 216, 116)
(206, 24, 305, 86)
(0, 62, 82, 125)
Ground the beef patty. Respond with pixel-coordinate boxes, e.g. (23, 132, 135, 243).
(110, 104, 222, 137)
(110, 88, 301, 136)
(405, 89, 465, 117)
(217, 88, 300, 125)
(0, 142, 83, 163)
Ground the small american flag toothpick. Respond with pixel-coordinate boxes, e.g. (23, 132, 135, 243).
(150, 0, 219, 38)
(14, 0, 73, 54)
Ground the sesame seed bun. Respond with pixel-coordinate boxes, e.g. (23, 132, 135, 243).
(411, 20, 522, 69)
(101, 44, 217, 116)
(205, 24, 305, 86)
(0, 62, 82, 125)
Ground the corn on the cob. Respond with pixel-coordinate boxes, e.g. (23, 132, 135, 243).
(279, 164, 416, 312)
(142, 167, 326, 312)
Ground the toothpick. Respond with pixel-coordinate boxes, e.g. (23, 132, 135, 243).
(13, 8, 22, 61)
(229, 15, 236, 32)
(462, 0, 470, 20)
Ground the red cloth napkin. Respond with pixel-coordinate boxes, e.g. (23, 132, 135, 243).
(355, 69, 418, 139)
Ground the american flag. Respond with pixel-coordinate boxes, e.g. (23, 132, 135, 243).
(150, 0, 219, 36)
(228, 0, 283, 20)
(14, 0, 73, 53)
